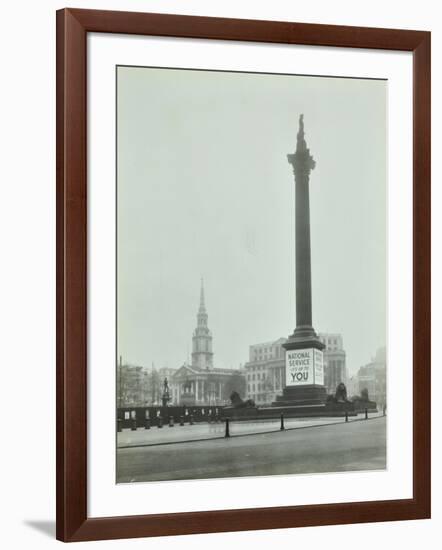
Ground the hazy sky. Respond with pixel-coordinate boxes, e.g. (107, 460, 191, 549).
(117, 66, 386, 375)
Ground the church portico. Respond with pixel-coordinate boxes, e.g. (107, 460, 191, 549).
(171, 365, 238, 406)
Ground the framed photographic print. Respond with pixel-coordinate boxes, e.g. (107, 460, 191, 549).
(56, 8, 431, 542)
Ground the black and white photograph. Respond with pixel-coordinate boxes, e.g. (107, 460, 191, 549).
(116, 66, 387, 484)
(1, 0, 436, 547)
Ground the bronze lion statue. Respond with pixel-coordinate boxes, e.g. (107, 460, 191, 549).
(230, 390, 256, 409)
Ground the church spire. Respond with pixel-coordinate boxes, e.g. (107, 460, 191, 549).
(199, 278, 206, 313)
(192, 278, 213, 370)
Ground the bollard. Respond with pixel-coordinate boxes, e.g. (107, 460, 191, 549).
(190, 414, 194, 425)
(225, 418, 230, 438)
(169, 416, 174, 427)
(280, 413, 285, 430)
(144, 419, 150, 430)
(180, 415, 184, 426)
(383, 404, 386, 417)
(117, 418, 122, 432)
(131, 418, 137, 431)
(365, 408, 368, 420)
(345, 410, 348, 423)
(157, 416, 163, 428)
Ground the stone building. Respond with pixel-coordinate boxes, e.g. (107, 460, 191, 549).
(356, 347, 387, 407)
(243, 338, 287, 405)
(170, 280, 244, 405)
(242, 332, 347, 404)
(346, 374, 360, 398)
(318, 333, 347, 394)
(170, 363, 243, 406)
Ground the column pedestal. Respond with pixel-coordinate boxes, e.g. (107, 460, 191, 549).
(273, 336, 327, 407)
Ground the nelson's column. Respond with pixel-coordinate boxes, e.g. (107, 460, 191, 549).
(274, 115, 327, 408)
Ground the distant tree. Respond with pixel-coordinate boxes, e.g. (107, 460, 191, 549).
(116, 363, 146, 407)
(360, 388, 369, 401)
(223, 373, 246, 400)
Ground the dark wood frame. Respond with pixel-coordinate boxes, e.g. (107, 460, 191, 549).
(56, 7, 431, 542)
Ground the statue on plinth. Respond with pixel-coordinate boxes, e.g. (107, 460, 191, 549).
(335, 382, 350, 403)
(161, 377, 170, 407)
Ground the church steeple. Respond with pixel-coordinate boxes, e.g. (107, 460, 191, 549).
(198, 278, 206, 314)
(192, 278, 213, 370)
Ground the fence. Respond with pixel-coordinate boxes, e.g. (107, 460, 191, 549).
(117, 405, 224, 430)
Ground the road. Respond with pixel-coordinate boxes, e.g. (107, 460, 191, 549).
(117, 414, 376, 448)
(117, 416, 386, 483)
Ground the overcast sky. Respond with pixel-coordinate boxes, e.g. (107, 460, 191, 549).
(117, 66, 386, 375)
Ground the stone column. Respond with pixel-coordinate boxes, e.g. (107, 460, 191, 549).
(275, 115, 326, 408)
(287, 114, 316, 339)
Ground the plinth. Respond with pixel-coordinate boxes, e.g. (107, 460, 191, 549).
(273, 332, 327, 406)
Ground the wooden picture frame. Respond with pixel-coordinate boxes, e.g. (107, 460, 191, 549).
(56, 7, 431, 542)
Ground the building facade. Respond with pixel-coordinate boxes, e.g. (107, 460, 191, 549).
(356, 347, 387, 407)
(318, 333, 347, 394)
(243, 333, 347, 405)
(243, 338, 287, 406)
(170, 363, 243, 406)
(346, 374, 360, 398)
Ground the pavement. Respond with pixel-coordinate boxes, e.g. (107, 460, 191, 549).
(116, 415, 387, 483)
(117, 412, 384, 448)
